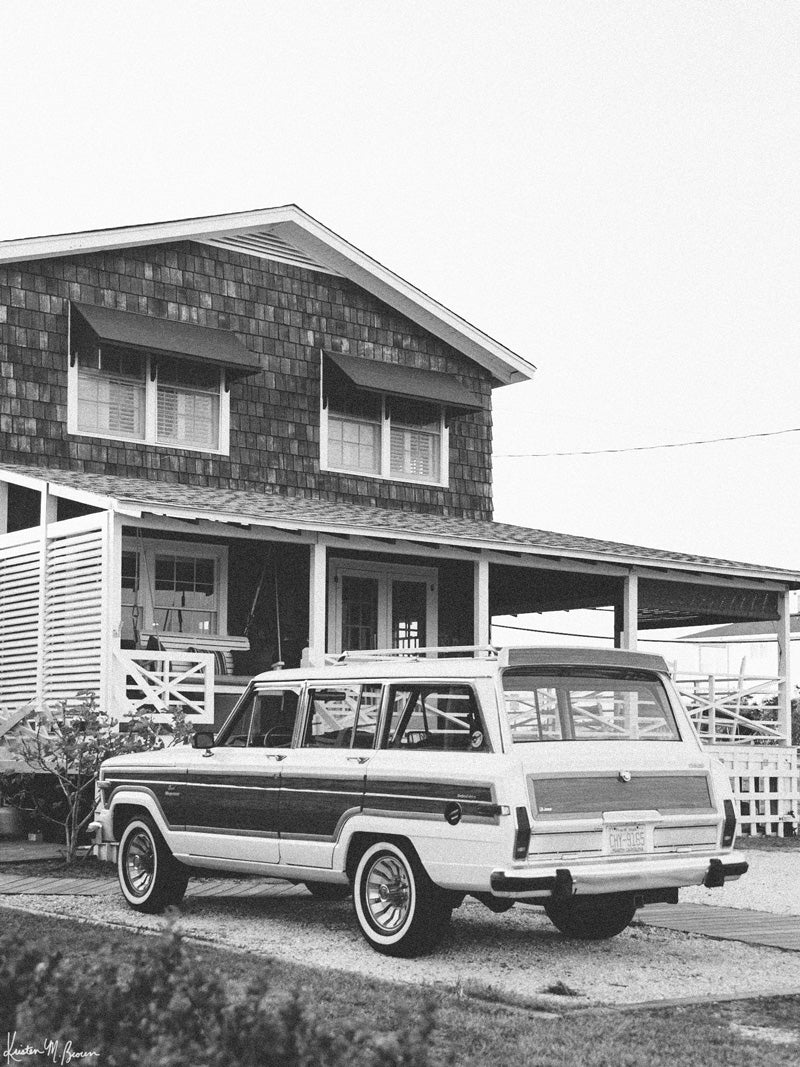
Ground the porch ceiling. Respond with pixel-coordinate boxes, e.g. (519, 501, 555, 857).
(4, 464, 800, 594)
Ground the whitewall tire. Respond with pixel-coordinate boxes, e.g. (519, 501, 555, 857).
(117, 816, 189, 914)
(353, 840, 452, 957)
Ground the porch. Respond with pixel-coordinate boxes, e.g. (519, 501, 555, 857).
(2, 464, 800, 832)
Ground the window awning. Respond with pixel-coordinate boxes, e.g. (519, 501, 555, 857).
(70, 302, 261, 375)
(324, 351, 481, 415)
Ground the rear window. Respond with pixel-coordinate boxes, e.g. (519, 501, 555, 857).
(502, 668, 681, 743)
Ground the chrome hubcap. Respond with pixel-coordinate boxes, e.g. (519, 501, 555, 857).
(124, 830, 155, 896)
(365, 855, 411, 932)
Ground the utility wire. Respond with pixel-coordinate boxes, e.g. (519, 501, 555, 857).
(491, 621, 697, 645)
(495, 425, 800, 459)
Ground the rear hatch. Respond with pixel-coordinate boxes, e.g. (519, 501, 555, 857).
(502, 662, 720, 861)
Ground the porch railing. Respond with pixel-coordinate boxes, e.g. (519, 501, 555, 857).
(673, 672, 786, 745)
(113, 649, 215, 723)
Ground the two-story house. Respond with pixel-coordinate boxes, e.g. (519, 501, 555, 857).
(1, 205, 798, 834)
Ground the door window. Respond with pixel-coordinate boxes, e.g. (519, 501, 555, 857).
(382, 684, 488, 752)
(391, 580, 427, 649)
(217, 688, 301, 748)
(341, 576, 379, 650)
(303, 683, 383, 749)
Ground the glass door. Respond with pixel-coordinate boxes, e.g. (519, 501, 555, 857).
(328, 561, 437, 655)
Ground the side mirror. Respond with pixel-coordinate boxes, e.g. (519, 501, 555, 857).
(192, 730, 216, 749)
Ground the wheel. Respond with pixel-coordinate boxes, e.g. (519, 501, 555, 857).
(544, 893, 636, 940)
(353, 840, 452, 957)
(304, 881, 351, 901)
(118, 815, 190, 914)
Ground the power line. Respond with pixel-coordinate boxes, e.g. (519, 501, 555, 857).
(495, 426, 800, 459)
(491, 621, 696, 645)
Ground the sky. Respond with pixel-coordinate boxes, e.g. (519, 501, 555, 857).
(2, 1, 800, 646)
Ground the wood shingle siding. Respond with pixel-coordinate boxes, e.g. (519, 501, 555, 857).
(0, 243, 493, 519)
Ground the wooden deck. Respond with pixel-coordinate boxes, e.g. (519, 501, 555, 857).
(636, 903, 800, 952)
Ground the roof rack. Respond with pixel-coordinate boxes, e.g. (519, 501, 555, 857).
(326, 645, 499, 664)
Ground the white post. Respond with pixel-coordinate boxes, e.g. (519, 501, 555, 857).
(102, 511, 124, 717)
(777, 590, 792, 747)
(36, 487, 57, 709)
(474, 556, 490, 649)
(621, 573, 638, 651)
(0, 481, 7, 536)
(307, 542, 327, 667)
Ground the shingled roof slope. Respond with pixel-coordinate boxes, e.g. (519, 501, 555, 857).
(4, 464, 799, 584)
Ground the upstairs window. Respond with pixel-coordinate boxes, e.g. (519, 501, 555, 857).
(156, 358, 221, 451)
(67, 302, 261, 456)
(76, 350, 146, 440)
(321, 358, 451, 486)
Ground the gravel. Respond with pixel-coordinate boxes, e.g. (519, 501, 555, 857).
(3, 888, 800, 1007)
(682, 848, 800, 915)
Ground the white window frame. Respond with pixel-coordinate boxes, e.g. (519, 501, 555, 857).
(327, 559, 438, 655)
(67, 312, 230, 455)
(121, 537, 229, 639)
(319, 362, 449, 488)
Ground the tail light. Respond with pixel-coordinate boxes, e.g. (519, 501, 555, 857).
(721, 799, 737, 848)
(513, 806, 531, 859)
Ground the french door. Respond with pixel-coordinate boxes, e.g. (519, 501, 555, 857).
(328, 560, 438, 654)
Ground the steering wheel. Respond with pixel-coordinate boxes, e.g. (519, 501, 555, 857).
(262, 725, 293, 747)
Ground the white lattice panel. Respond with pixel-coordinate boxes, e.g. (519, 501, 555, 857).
(0, 538, 40, 713)
(44, 522, 105, 705)
(709, 745, 799, 837)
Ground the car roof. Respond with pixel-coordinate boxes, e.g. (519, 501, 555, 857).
(249, 646, 670, 687)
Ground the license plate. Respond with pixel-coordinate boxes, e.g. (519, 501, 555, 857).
(608, 824, 646, 854)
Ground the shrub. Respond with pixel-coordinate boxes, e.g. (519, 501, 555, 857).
(1, 924, 437, 1067)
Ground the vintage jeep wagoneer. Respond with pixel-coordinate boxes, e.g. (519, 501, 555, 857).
(94, 646, 747, 956)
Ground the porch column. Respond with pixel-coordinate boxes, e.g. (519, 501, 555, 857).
(0, 481, 7, 535)
(473, 556, 490, 649)
(620, 573, 638, 651)
(101, 512, 124, 716)
(777, 590, 792, 746)
(307, 542, 327, 667)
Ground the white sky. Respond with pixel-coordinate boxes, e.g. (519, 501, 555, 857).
(2, 1, 800, 612)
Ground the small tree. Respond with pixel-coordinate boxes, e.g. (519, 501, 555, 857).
(0, 693, 193, 862)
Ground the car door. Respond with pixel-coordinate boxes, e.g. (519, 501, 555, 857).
(279, 682, 382, 868)
(363, 681, 505, 867)
(180, 684, 302, 865)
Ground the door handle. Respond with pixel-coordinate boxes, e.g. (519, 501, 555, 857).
(347, 756, 371, 765)
(265, 753, 288, 761)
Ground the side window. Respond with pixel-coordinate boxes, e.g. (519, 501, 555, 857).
(218, 688, 300, 748)
(303, 684, 383, 749)
(382, 685, 488, 752)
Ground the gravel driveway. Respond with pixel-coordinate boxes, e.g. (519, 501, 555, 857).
(4, 886, 800, 1007)
(682, 848, 800, 915)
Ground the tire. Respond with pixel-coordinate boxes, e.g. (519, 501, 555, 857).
(353, 840, 452, 957)
(117, 815, 190, 914)
(304, 881, 351, 901)
(544, 893, 636, 940)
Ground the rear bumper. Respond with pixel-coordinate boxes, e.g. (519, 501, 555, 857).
(490, 852, 748, 899)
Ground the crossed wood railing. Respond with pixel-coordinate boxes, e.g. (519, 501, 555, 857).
(674, 672, 785, 744)
(113, 649, 215, 721)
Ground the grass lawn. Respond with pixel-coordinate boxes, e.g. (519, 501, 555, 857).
(740, 834, 800, 852)
(3, 907, 799, 1066)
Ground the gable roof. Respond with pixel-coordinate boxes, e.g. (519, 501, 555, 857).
(3, 463, 799, 587)
(0, 205, 534, 388)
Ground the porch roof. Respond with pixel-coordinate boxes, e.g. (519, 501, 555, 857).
(4, 463, 800, 589)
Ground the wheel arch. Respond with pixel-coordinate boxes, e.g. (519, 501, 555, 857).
(109, 790, 170, 842)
